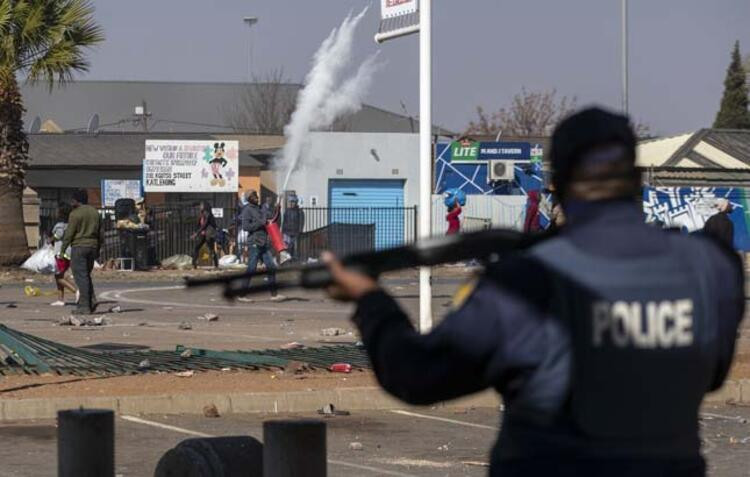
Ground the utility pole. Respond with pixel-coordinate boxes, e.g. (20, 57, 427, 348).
(418, 0, 433, 332)
(621, 0, 629, 114)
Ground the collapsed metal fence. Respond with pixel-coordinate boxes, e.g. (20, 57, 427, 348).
(0, 324, 370, 377)
(39, 205, 418, 265)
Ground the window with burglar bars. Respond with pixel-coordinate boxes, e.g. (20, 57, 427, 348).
(38, 205, 418, 265)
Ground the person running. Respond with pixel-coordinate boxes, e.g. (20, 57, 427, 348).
(50, 204, 77, 306)
(191, 201, 219, 269)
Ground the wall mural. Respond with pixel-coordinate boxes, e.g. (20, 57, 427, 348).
(642, 186, 750, 250)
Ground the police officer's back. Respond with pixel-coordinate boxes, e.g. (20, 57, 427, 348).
(323, 107, 745, 476)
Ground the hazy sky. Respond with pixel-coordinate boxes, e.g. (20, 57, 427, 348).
(80, 0, 750, 136)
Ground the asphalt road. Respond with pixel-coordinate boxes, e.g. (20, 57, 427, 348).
(0, 404, 749, 477)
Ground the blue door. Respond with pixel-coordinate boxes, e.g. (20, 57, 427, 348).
(328, 179, 405, 250)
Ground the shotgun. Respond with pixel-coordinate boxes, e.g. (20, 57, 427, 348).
(185, 228, 553, 298)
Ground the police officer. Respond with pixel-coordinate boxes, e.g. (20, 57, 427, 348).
(322, 107, 745, 476)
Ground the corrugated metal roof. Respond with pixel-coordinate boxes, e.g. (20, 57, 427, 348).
(637, 129, 750, 169)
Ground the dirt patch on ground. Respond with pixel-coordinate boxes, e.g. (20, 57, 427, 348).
(0, 369, 378, 400)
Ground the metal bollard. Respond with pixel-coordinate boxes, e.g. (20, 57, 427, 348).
(58, 408, 114, 477)
(263, 419, 326, 477)
(154, 436, 263, 477)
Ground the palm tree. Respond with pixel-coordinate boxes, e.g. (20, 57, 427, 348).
(0, 0, 103, 264)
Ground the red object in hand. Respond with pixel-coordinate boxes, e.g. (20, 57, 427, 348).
(329, 363, 352, 373)
(265, 221, 287, 253)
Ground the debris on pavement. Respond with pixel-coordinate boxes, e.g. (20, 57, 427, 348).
(175, 370, 195, 378)
(161, 254, 193, 270)
(180, 348, 193, 358)
(178, 322, 193, 330)
(283, 360, 312, 375)
(280, 341, 304, 350)
(203, 403, 220, 418)
(348, 442, 364, 451)
(198, 313, 219, 321)
(109, 305, 122, 313)
(138, 359, 151, 370)
(462, 461, 490, 468)
(318, 403, 351, 417)
(6, 303, 17, 308)
(58, 315, 111, 327)
(437, 444, 450, 451)
(320, 327, 348, 337)
(329, 363, 352, 373)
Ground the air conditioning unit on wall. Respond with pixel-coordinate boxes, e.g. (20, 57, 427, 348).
(488, 160, 516, 181)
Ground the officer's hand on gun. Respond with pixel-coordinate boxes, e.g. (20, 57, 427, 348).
(321, 251, 378, 302)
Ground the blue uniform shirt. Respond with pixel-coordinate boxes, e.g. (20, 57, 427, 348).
(353, 200, 744, 476)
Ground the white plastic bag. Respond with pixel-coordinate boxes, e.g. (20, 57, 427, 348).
(21, 245, 57, 275)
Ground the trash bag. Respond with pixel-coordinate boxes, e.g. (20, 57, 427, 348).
(444, 188, 467, 208)
(21, 245, 56, 274)
(161, 254, 193, 270)
(218, 254, 241, 269)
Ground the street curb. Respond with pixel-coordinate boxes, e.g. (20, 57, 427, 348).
(1, 380, 748, 421)
(0, 387, 501, 421)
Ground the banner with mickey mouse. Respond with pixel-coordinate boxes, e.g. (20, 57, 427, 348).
(143, 140, 239, 192)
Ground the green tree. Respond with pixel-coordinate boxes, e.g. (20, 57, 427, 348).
(0, 0, 103, 264)
(713, 41, 750, 129)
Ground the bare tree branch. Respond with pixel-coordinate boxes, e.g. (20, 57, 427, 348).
(466, 88, 577, 137)
(222, 69, 295, 134)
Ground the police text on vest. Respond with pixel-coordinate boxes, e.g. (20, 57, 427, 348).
(592, 300, 693, 348)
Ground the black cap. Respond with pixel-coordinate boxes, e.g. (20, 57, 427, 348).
(550, 107, 636, 192)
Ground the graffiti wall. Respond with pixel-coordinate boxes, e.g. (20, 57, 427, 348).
(643, 186, 750, 250)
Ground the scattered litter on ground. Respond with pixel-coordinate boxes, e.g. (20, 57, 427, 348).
(109, 305, 122, 313)
(348, 442, 363, 451)
(437, 444, 450, 451)
(161, 255, 193, 270)
(318, 403, 350, 417)
(163, 306, 174, 311)
(284, 361, 312, 375)
(178, 322, 192, 330)
(24, 278, 35, 283)
(138, 359, 150, 370)
(175, 370, 194, 378)
(180, 349, 192, 358)
(6, 303, 17, 308)
(320, 327, 348, 337)
(203, 403, 220, 418)
(221, 367, 232, 372)
(280, 342, 304, 350)
(138, 322, 149, 327)
(24, 286, 41, 297)
(198, 313, 219, 321)
(329, 363, 352, 373)
(58, 315, 110, 327)
(373, 458, 454, 469)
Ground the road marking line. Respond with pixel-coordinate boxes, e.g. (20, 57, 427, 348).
(120, 415, 417, 476)
(120, 415, 212, 437)
(100, 286, 347, 315)
(390, 409, 498, 430)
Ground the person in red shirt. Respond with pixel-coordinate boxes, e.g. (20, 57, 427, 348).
(446, 198, 462, 235)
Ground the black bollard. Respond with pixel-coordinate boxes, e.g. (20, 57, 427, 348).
(263, 419, 326, 477)
(58, 408, 114, 477)
(154, 436, 263, 477)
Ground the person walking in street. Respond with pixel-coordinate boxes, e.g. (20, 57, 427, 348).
(282, 196, 305, 261)
(191, 201, 219, 269)
(239, 190, 284, 302)
(446, 197, 462, 235)
(703, 198, 734, 249)
(61, 189, 102, 315)
(50, 204, 77, 306)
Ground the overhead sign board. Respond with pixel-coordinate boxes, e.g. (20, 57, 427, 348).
(380, 0, 418, 18)
(101, 180, 142, 207)
(144, 140, 239, 193)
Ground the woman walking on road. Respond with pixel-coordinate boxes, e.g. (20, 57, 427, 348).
(191, 201, 219, 269)
(50, 204, 77, 306)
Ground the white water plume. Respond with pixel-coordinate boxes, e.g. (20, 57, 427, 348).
(279, 7, 382, 191)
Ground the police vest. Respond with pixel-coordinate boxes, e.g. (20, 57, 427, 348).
(529, 234, 717, 442)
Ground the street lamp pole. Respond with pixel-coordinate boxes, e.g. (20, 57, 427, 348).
(418, 0, 433, 332)
(243, 16, 259, 81)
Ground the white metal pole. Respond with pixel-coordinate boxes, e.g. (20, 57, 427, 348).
(621, 0, 628, 114)
(418, 0, 433, 332)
